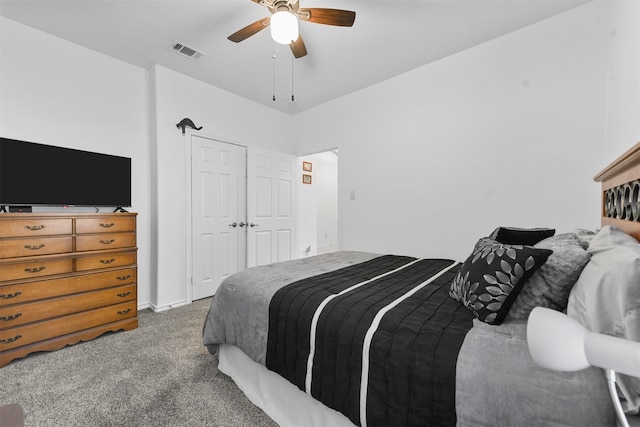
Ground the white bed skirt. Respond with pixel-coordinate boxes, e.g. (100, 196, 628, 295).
(218, 343, 355, 427)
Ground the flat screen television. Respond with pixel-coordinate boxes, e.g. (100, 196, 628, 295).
(0, 137, 132, 208)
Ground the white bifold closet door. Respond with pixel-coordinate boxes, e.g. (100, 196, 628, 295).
(191, 135, 296, 300)
(191, 135, 247, 300)
(246, 146, 297, 268)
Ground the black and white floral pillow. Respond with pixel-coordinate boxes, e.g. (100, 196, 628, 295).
(449, 238, 552, 325)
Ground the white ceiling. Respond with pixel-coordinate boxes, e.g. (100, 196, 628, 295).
(0, 0, 591, 115)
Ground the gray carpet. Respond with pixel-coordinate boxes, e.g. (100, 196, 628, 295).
(0, 297, 277, 427)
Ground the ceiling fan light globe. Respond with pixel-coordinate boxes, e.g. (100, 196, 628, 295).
(271, 11, 299, 44)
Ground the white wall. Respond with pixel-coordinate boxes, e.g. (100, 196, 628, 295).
(0, 17, 152, 307)
(602, 0, 640, 163)
(294, 0, 633, 262)
(150, 65, 295, 310)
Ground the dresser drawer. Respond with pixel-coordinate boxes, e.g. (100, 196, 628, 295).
(0, 218, 72, 238)
(75, 251, 137, 272)
(0, 236, 73, 258)
(76, 233, 136, 252)
(0, 284, 136, 328)
(0, 258, 74, 282)
(76, 216, 135, 234)
(0, 300, 137, 351)
(0, 267, 137, 306)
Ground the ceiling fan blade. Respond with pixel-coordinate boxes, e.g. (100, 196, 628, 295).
(290, 35, 307, 58)
(298, 8, 356, 27)
(227, 17, 270, 43)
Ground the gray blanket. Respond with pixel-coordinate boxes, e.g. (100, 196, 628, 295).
(203, 251, 615, 426)
(203, 251, 380, 364)
(456, 319, 614, 426)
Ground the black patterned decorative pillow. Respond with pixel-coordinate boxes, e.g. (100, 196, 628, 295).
(489, 226, 555, 246)
(449, 238, 553, 325)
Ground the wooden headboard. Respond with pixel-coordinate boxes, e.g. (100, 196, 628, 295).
(593, 141, 640, 242)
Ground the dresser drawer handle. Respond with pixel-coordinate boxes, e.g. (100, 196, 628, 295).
(100, 258, 116, 264)
(0, 335, 22, 344)
(0, 313, 22, 322)
(100, 239, 115, 245)
(24, 266, 46, 273)
(24, 244, 45, 250)
(117, 291, 132, 297)
(117, 309, 132, 315)
(25, 225, 45, 231)
(117, 275, 132, 281)
(99, 223, 115, 228)
(0, 292, 21, 299)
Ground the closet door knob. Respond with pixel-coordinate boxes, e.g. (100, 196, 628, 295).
(229, 222, 238, 228)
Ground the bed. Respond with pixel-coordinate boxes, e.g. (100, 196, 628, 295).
(203, 142, 640, 426)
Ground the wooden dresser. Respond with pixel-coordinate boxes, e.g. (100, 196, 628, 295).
(0, 212, 138, 367)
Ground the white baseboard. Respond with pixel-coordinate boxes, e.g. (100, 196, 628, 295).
(148, 300, 189, 312)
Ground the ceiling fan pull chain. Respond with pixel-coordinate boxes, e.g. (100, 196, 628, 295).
(291, 53, 295, 102)
(272, 46, 277, 101)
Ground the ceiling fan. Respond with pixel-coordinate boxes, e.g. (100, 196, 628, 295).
(227, 0, 356, 59)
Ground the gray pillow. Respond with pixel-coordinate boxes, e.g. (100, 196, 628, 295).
(566, 225, 640, 413)
(572, 228, 597, 249)
(508, 233, 590, 319)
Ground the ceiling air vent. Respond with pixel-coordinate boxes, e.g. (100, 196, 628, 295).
(170, 41, 206, 61)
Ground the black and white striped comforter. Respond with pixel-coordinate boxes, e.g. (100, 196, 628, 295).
(265, 255, 474, 427)
(203, 251, 616, 427)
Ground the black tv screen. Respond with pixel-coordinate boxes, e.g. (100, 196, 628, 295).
(0, 137, 131, 208)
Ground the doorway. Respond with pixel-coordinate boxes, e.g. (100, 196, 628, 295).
(298, 150, 339, 256)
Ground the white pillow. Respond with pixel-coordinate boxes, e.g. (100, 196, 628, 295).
(567, 225, 640, 413)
